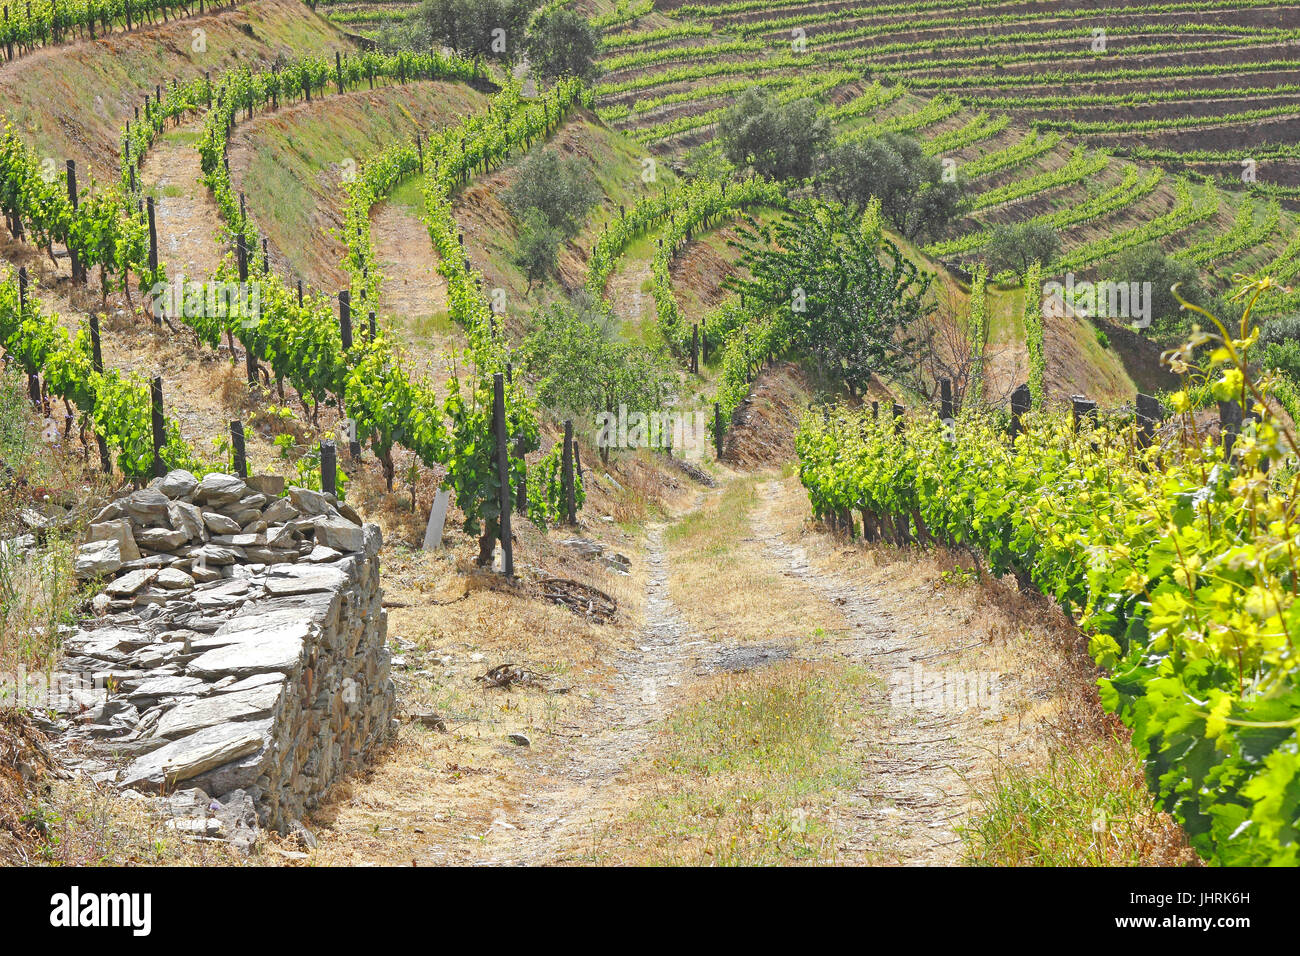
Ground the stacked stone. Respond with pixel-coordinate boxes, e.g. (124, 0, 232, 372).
(56, 471, 395, 846)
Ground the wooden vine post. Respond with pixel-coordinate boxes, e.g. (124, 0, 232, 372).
(320, 439, 336, 497)
(338, 289, 352, 350)
(66, 160, 81, 284)
(493, 372, 514, 575)
(150, 376, 166, 479)
(146, 194, 158, 275)
(1219, 396, 1243, 457)
(17, 267, 38, 405)
(562, 419, 576, 525)
(230, 420, 247, 479)
(1009, 383, 1031, 446)
(1070, 394, 1097, 432)
(87, 314, 112, 473)
(337, 291, 361, 460)
(1135, 392, 1161, 448)
(237, 233, 259, 387)
(714, 402, 723, 460)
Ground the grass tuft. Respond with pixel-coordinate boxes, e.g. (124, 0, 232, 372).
(960, 735, 1198, 867)
(595, 661, 869, 865)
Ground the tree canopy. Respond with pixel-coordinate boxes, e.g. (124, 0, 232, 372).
(525, 8, 600, 86)
(730, 200, 933, 396)
(821, 133, 965, 242)
(717, 90, 830, 182)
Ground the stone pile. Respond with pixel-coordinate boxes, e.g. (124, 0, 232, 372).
(51, 471, 396, 850)
(559, 536, 631, 575)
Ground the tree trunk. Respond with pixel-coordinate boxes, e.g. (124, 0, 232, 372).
(476, 519, 498, 567)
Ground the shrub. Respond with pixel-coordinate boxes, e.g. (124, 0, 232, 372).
(820, 133, 964, 241)
(718, 89, 829, 182)
(504, 147, 599, 239)
(985, 221, 1061, 278)
(1107, 244, 1208, 334)
(526, 7, 599, 85)
(512, 209, 562, 290)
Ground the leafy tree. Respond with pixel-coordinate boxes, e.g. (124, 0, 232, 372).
(1256, 314, 1300, 384)
(374, 17, 422, 55)
(407, 0, 533, 65)
(679, 140, 735, 184)
(821, 133, 965, 241)
(504, 147, 599, 238)
(512, 209, 561, 291)
(506, 147, 598, 287)
(731, 200, 933, 396)
(717, 89, 829, 182)
(520, 297, 675, 461)
(1107, 244, 1209, 337)
(1258, 314, 1300, 348)
(525, 8, 599, 86)
(985, 221, 1061, 277)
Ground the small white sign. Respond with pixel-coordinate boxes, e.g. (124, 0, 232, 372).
(422, 488, 451, 550)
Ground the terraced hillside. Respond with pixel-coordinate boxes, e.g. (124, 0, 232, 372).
(316, 0, 423, 37)
(309, 0, 1300, 403)
(547, 0, 1298, 403)
(2, 0, 1299, 876)
(598, 0, 1300, 181)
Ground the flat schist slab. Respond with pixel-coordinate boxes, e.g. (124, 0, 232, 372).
(263, 563, 351, 596)
(63, 629, 162, 665)
(64, 627, 154, 655)
(247, 589, 343, 629)
(192, 577, 260, 611)
(185, 617, 313, 679)
(155, 680, 285, 739)
(119, 718, 272, 791)
(120, 675, 211, 700)
(208, 605, 324, 642)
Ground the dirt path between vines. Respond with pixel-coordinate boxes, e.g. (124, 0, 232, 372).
(369, 199, 463, 389)
(465, 503, 725, 865)
(372, 200, 448, 323)
(604, 251, 657, 340)
(750, 478, 974, 864)
(139, 124, 226, 282)
(420, 470, 1007, 865)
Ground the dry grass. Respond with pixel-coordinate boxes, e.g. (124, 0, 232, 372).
(589, 661, 871, 866)
(0, 712, 247, 866)
(765, 475, 1197, 866)
(665, 475, 850, 645)
(297, 502, 653, 865)
(960, 734, 1199, 867)
(0, 368, 110, 675)
(0, 538, 80, 675)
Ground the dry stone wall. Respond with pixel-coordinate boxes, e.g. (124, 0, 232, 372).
(54, 471, 395, 846)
